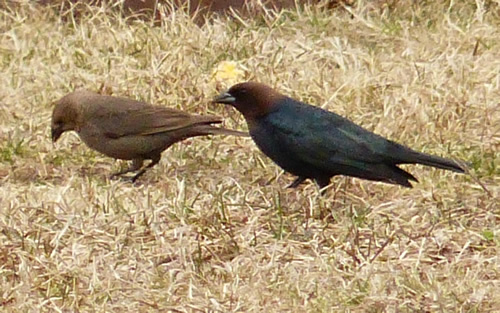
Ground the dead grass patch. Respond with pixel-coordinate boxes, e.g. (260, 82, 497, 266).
(0, 1, 498, 311)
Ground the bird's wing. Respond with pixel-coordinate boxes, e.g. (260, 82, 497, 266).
(267, 102, 401, 170)
(88, 97, 221, 138)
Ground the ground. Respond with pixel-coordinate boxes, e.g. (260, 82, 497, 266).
(0, 1, 499, 312)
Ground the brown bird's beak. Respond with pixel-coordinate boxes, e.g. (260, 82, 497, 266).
(212, 92, 236, 105)
(51, 127, 63, 142)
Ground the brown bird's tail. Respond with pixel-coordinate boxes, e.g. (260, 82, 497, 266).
(195, 124, 249, 137)
(405, 150, 466, 173)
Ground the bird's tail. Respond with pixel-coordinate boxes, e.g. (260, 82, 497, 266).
(196, 124, 250, 137)
(405, 150, 466, 173)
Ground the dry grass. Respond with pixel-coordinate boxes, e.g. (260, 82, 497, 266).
(0, 1, 499, 312)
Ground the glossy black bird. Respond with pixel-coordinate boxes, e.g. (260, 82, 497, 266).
(213, 82, 466, 189)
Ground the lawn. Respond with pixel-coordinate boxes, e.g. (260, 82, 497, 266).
(0, 1, 498, 312)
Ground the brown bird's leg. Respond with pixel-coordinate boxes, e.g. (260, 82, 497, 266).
(110, 159, 144, 179)
(288, 176, 307, 188)
(131, 155, 161, 183)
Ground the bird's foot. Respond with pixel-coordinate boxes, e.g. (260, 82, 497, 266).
(109, 172, 123, 180)
(288, 177, 306, 188)
(109, 172, 144, 184)
(110, 168, 137, 180)
(130, 171, 146, 183)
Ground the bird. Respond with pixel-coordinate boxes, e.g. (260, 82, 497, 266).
(213, 82, 466, 190)
(51, 90, 248, 182)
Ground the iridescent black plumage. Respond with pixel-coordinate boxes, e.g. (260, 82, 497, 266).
(214, 82, 465, 189)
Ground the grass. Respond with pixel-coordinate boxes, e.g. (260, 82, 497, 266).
(0, 0, 498, 311)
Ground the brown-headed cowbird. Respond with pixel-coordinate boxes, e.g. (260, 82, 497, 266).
(52, 90, 247, 182)
(213, 82, 466, 190)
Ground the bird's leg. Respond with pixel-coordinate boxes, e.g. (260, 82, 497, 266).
(288, 176, 307, 188)
(131, 155, 161, 183)
(315, 177, 331, 195)
(110, 159, 144, 179)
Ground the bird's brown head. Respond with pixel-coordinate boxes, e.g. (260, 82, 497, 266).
(213, 82, 285, 119)
(51, 91, 88, 142)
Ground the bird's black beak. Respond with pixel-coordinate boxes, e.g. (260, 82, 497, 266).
(51, 127, 62, 142)
(212, 92, 236, 105)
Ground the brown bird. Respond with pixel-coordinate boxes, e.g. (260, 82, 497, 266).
(51, 90, 247, 182)
(214, 82, 466, 190)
